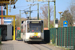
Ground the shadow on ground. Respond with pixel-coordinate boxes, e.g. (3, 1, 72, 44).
(27, 41, 47, 44)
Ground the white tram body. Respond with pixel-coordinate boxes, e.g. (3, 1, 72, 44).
(22, 20, 44, 42)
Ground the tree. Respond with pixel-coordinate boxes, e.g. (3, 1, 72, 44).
(69, 0, 75, 23)
(61, 10, 73, 27)
(15, 17, 26, 27)
(50, 20, 54, 28)
(12, 15, 26, 27)
(40, 4, 53, 28)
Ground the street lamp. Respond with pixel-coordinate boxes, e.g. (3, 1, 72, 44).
(4, 6, 6, 9)
(13, 5, 16, 9)
(58, 11, 62, 27)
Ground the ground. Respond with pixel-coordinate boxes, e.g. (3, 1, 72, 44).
(0, 40, 65, 50)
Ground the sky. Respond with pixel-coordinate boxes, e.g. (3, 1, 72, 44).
(3, 0, 72, 20)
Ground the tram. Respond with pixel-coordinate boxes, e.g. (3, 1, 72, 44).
(22, 20, 44, 43)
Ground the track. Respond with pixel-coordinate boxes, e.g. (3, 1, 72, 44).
(26, 42, 52, 50)
(32, 44, 52, 50)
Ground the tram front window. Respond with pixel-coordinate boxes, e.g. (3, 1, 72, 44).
(27, 23, 43, 32)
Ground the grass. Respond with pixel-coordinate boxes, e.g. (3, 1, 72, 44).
(16, 38, 23, 41)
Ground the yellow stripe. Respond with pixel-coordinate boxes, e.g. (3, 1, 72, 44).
(34, 32, 38, 36)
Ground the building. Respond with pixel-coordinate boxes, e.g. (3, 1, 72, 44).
(4, 19, 12, 25)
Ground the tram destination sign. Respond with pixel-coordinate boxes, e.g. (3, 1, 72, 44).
(31, 21, 40, 23)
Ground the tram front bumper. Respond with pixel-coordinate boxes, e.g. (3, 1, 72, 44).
(29, 37, 43, 41)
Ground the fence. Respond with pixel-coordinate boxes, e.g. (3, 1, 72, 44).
(50, 27, 75, 50)
(16, 30, 21, 39)
(16, 27, 21, 40)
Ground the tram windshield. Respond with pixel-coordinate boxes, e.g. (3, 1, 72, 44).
(27, 21, 43, 32)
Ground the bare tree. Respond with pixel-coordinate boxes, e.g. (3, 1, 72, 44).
(61, 10, 73, 27)
(11, 14, 26, 27)
(40, 4, 53, 28)
(69, 0, 75, 23)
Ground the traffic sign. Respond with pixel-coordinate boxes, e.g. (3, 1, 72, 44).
(63, 21, 68, 27)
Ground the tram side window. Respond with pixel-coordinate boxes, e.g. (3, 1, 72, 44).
(40, 21, 43, 33)
(25, 25, 26, 33)
(23, 25, 25, 35)
(27, 24, 29, 32)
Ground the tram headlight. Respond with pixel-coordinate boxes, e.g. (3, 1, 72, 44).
(38, 33, 41, 37)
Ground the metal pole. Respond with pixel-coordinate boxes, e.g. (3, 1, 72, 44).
(9, 0, 11, 12)
(64, 27, 66, 47)
(56, 28, 57, 46)
(19, 10, 21, 30)
(64, 16, 66, 47)
(13, 17, 15, 40)
(65, 16, 66, 20)
(1, 5, 3, 25)
(60, 14, 61, 27)
(6, 4, 8, 15)
(29, 5, 31, 19)
(37, 3, 39, 20)
(54, 0, 56, 27)
(48, 1, 50, 30)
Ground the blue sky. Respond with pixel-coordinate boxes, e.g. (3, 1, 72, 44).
(4, 0, 72, 20)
